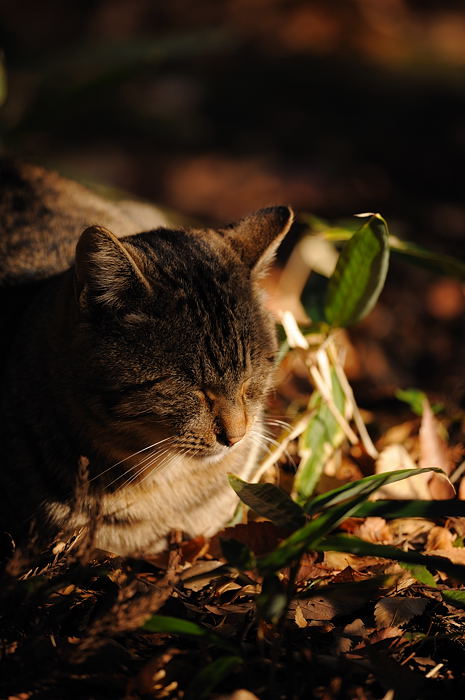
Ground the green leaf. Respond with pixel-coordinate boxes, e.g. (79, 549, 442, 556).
(389, 235, 465, 281)
(185, 655, 242, 700)
(395, 388, 443, 416)
(305, 468, 443, 516)
(220, 538, 256, 570)
(353, 499, 465, 519)
(256, 574, 288, 623)
(441, 589, 465, 610)
(143, 615, 210, 637)
(228, 475, 305, 529)
(294, 369, 345, 503)
(315, 534, 465, 583)
(304, 215, 465, 282)
(301, 271, 329, 322)
(142, 615, 236, 652)
(258, 479, 391, 574)
(399, 563, 437, 587)
(258, 469, 441, 574)
(324, 214, 389, 327)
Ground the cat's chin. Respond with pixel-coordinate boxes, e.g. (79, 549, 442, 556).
(196, 447, 230, 464)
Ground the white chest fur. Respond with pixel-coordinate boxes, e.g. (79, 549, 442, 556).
(49, 431, 262, 556)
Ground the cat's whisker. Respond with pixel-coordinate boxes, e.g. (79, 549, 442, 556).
(248, 431, 273, 456)
(89, 436, 174, 482)
(263, 418, 292, 431)
(115, 444, 189, 492)
(129, 448, 190, 491)
(252, 428, 297, 470)
(105, 444, 174, 491)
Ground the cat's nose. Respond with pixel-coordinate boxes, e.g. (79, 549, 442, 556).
(216, 429, 245, 447)
(215, 397, 247, 447)
(227, 433, 245, 446)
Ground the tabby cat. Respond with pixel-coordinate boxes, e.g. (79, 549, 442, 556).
(0, 161, 293, 555)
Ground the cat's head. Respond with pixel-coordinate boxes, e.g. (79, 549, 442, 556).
(72, 206, 293, 472)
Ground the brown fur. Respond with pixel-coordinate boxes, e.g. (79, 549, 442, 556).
(0, 161, 293, 555)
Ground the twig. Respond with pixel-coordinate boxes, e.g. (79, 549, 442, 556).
(308, 363, 358, 445)
(327, 341, 379, 459)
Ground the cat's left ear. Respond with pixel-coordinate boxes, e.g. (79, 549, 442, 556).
(221, 206, 294, 277)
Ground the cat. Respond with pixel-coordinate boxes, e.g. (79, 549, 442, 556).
(0, 161, 293, 556)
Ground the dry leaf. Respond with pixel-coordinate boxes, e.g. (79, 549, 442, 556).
(369, 626, 403, 644)
(289, 594, 360, 621)
(296, 552, 329, 583)
(204, 602, 253, 615)
(425, 548, 465, 565)
(323, 550, 381, 571)
(426, 526, 455, 551)
(210, 521, 283, 558)
(428, 473, 456, 499)
(374, 444, 431, 499)
(445, 517, 465, 536)
(374, 597, 428, 628)
(343, 618, 367, 637)
(294, 603, 308, 628)
(420, 398, 454, 476)
(388, 518, 435, 545)
(216, 691, 260, 700)
(356, 517, 393, 544)
(180, 560, 225, 591)
(377, 421, 417, 448)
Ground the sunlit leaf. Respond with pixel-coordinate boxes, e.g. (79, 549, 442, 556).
(441, 589, 465, 610)
(228, 475, 305, 529)
(294, 369, 345, 503)
(324, 214, 389, 327)
(399, 563, 437, 587)
(304, 214, 465, 281)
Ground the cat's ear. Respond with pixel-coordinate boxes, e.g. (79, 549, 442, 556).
(222, 206, 294, 277)
(74, 225, 151, 309)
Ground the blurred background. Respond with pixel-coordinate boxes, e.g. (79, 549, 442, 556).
(1, 0, 464, 404)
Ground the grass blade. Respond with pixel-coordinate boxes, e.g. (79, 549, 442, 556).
(315, 534, 465, 582)
(305, 468, 443, 515)
(353, 499, 465, 519)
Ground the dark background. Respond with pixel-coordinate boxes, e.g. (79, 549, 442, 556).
(1, 0, 464, 400)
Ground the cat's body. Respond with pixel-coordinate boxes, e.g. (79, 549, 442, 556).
(0, 161, 293, 555)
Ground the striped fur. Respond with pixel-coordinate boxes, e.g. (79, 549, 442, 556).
(0, 162, 293, 555)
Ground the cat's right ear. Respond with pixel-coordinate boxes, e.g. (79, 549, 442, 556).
(74, 225, 151, 310)
(221, 206, 294, 278)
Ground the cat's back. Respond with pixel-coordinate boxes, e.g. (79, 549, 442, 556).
(0, 160, 169, 286)
(0, 160, 167, 363)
